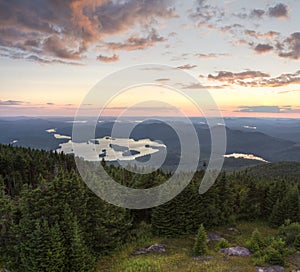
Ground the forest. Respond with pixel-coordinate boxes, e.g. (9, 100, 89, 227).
(0, 144, 299, 271)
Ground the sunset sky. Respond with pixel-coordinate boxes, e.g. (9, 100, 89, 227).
(1, 0, 300, 117)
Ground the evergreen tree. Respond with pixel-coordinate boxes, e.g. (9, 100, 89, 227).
(267, 247, 284, 266)
(68, 217, 95, 272)
(215, 173, 235, 225)
(0, 176, 14, 266)
(285, 185, 299, 223)
(247, 229, 264, 253)
(193, 224, 208, 256)
(47, 223, 66, 272)
(269, 199, 286, 227)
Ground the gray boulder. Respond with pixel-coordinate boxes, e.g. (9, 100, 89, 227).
(207, 232, 224, 242)
(255, 266, 284, 272)
(219, 246, 251, 256)
(133, 244, 166, 255)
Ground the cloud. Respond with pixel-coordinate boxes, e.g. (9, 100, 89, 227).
(223, 3, 290, 24)
(250, 9, 265, 18)
(254, 44, 274, 54)
(0, 0, 176, 63)
(155, 78, 170, 82)
(208, 70, 270, 83)
(25, 55, 82, 65)
(244, 31, 300, 60)
(268, 3, 289, 18)
(235, 4, 289, 20)
(219, 24, 243, 33)
(0, 100, 26, 106)
(196, 53, 229, 59)
(277, 32, 300, 60)
(181, 83, 229, 90)
(278, 90, 300, 95)
(236, 106, 282, 113)
(97, 53, 119, 62)
(176, 64, 197, 70)
(235, 105, 300, 113)
(102, 29, 166, 51)
(189, 0, 225, 28)
(46, 102, 55, 105)
(209, 70, 300, 88)
(244, 30, 279, 40)
(43, 36, 82, 60)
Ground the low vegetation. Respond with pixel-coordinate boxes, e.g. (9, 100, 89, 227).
(97, 221, 299, 271)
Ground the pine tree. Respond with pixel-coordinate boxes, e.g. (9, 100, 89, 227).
(247, 229, 264, 253)
(47, 223, 66, 272)
(285, 185, 299, 222)
(216, 173, 235, 225)
(69, 217, 95, 272)
(193, 224, 208, 256)
(0, 175, 15, 266)
(269, 199, 285, 227)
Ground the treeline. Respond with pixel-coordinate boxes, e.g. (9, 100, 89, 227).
(152, 171, 300, 236)
(0, 144, 300, 271)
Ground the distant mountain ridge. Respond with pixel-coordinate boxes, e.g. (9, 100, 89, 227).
(245, 161, 300, 179)
(0, 117, 300, 169)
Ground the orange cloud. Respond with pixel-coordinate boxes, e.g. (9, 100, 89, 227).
(97, 53, 119, 62)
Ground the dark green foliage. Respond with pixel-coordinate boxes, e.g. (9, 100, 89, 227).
(265, 238, 286, 266)
(266, 247, 285, 266)
(0, 144, 300, 270)
(269, 183, 300, 227)
(193, 224, 208, 256)
(68, 217, 95, 272)
(294, 234, 300, 250)
(216, 238, 231, 250)
(152, 169, 300, 236)
(247, 229, 264, 253)
(252, 237, 287, 266)
(247, 162, 300, 180)
(278, 221, 300, 245)
(0, 144, 132, 271)
(151, 177, 204, 237)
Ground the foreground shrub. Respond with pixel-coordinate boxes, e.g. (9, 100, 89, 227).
(294, 234, 300, 251)
(278, 222, 300, 245)
(246, 229, 265, 253)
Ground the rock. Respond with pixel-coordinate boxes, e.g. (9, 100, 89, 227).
(227, 227, 241, 234)
(207, 232, 224, 242)
(219, 246, 251, 256)
(255, 266, 284, 272)
(193, 256, 214, 261)
(133, 244, 166, 255)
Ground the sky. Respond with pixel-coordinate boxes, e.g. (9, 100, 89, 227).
(0, 0, 300, 117)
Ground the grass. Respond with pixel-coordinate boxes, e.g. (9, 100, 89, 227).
(97, 221, 298, 272)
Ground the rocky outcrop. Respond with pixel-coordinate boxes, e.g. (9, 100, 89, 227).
(219, 246, 251, 256)
(133, 244, 166, 255)
(255, 266, 284, 272)
(207, 232, 224, 242)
